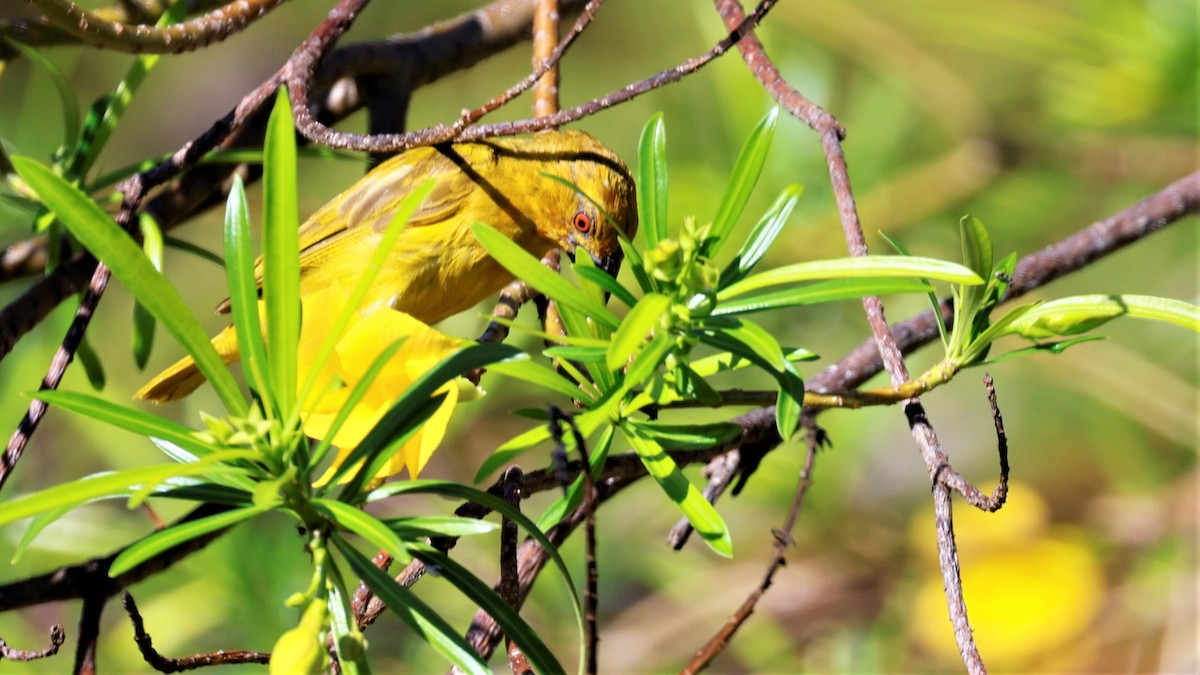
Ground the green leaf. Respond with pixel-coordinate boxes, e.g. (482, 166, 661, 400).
(630, 420, 742, 450)
(72, 1, 183, 178)
(697, 319, 804, 440)
(162, 235, 225, 268)
(410, 545, 566, 675)
(706, 108, 779, 257)
(324, 565, 370, 675)
(12, 157, 247, 414)
(719, 255, 983, 300)
(474, 402, 614, 482)
(487, 358, 593, 404)
(334, 536, 490, 675)
(713, 278, 931, 316)
(381, 516, 498, 538)
(575, 265, 639, 308)
(109, 504, 265, 577)
(637, 113, 668, 250)
(879, 230, 948, 347)
(978, 335, 1107, 365)
(472, 221, 620, 329)
(618, 235, 656, 293)
(621, 422, 732, 557)
(607, 293, 671, 371)
(364, 479, 584, 651)
(4, 39, 80, 150)
(542, 345, 608, 363)
(719, 183, 803, 288)
(1004, 294, 1200, 339)
(689, 346, 818, 378)
(76, 335, 106, 390)
(224, 175, 273, 414)
(132, 214, 164, 369)
(263, 87, 301, 417)
(313, 499, 412, 564)
(334, 344, 526, 498)
(0, 451, 256, 529)
(13, 495, 125, 563)
(32, 390, 224, 460)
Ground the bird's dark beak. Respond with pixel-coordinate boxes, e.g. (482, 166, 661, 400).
(596, 249, 624, 279)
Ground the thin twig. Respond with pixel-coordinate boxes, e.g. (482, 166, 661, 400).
(123, 592, 270, 671)
(288, 0, 779, 151)
(455, 0, 604, 129)
(0, 261, 108, 493)
(497, 467, 528, 673)
(29, 0, 291, 53)
(0, 623, 64, 661)
(549, 407, 599, 674)
(681, 419, 822, 673)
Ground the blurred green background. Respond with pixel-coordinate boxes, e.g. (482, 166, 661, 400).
(0, 0, 1195, 672)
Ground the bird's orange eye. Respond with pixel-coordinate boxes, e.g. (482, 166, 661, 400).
(573, 211, 593, 234)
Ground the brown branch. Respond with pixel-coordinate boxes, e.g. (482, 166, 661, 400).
(531, 0, 562, 119)
(711, 0, 983, 668)
(0, 260, 108, 493)
(28, 0, 291, 53)
(0, 503, 232, 612)
(123, 592, 270, 671)
(288, 0, 780, 152)
(0, 623, 64, 661)
(497, 467, 527, 673)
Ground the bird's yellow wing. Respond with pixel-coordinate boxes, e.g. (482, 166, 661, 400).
(216, 147, 479, 314)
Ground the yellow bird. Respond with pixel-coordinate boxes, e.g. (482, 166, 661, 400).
(136, 130, 637, 402)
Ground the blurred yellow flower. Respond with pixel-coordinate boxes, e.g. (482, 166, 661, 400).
(908, 483, 1104, 670)
(297, 283, 467, 481)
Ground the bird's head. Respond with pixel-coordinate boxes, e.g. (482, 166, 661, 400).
(498, 131, 638, 277)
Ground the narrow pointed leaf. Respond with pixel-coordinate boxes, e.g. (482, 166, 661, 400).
(224, 175, 273, 412)
(411, 545, 566, 675)
(12, 157, 246, 413)
(472, 221, 620, 328)
(263, 87, 300, 416)
(719, 255, 983, 300)
(334, 536, 489, 675)
(638, 113, 668, 249)
(622, 423, 732, 557)
(0, 452, 255, 528)
(707, 108, 779, 256)
(607, 293, 671, 371)
(720, 183, 802, 288)
(313, 498, 412, 563)
(714, 278, 931, 315)
(32, 390, 223, 459)
(109, 504, 265, 576)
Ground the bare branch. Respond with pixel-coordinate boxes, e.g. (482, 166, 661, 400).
(681, 420, 822, 673)
(0, 623, 64, 662)
(123, 592, 270, 671)
(28, 0, 291, 53)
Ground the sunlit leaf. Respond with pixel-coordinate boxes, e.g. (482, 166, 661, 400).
(263, 87, 300, 417)
(472, 222, 620, 329)
(707, 108, 778, 257)
(638, 113, 668, 250)
(11, 157, 247, 414)
(109, 504, 266, 576)
(607, 293, 671, 371)
(719, 183, 803, 288)
(719, 255, 983, 300)
(622, 422, 732, 557)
